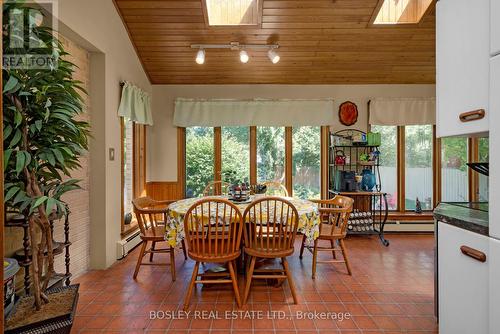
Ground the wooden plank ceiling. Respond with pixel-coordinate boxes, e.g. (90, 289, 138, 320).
(114, 0, 436, 84)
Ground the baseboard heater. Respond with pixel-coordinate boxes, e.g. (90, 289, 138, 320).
(116, 230, 142, 260)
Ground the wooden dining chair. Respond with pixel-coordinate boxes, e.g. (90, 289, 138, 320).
(263, 181, 289, 197)
(202, 181, 231, 196)
(242, 197, 300, 304)
(299, 196, 354, 278)
(182, 198, 244, 310)
(132, 197, 187, 281)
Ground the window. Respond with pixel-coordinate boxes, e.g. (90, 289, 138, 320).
(185, 125, 326, 198)
(441, 137, 469, 202)
(478, 138, 489, 202)
(222, 127, 250, 184)
(185, 127, 214, 198)
(405, 125, 433, 210)
(121, 118, 146, 236)
(371, 124, 489, 212)
(372, 0, 433, 25)
(371, 125, 398, 210)
(257, 127, 285, 183)
(122, 118, 134, 217)
(204, 0, 260, 26)
(292, 127, 320, 199)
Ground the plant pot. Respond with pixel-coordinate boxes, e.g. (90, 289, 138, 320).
(4, 258, 20, 317)
(5, 284, 79, 334)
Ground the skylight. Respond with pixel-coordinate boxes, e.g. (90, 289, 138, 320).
(372, 0, 433, 25)
(204, 0, 260, 26)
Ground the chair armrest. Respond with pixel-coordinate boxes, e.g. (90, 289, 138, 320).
(138, 207, 170, 214)
(309, 199, 328, 204)
(318, 207, 346, 214)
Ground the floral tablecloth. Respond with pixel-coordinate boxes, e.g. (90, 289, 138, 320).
(165, 196, 320, 247)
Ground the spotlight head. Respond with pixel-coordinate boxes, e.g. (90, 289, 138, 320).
(239, 50, 249, 63)
(196, 49, 205, 65)
(267, 49, 280, 64)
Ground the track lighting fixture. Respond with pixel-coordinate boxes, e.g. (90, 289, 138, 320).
(195, 49, 205, 65)
(267, 49, 280, 64)
(239, 50, 249, 63)
(191, 42, 280, 64)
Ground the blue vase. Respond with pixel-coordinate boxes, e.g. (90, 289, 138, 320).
(361, 169, 376, 191)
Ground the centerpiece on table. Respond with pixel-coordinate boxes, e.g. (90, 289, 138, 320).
(227, 182, 268, 202)
(228, 182, 251, 202)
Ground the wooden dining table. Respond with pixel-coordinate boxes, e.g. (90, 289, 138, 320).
(165, 195, 321, 248)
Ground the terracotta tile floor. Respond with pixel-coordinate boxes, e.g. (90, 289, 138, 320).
(72, 234, 438, 333)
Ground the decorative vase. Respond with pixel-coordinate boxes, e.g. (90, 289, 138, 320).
(361, 169, 376, 191)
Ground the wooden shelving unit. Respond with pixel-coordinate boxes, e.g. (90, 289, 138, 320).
(4, 210, 72, 295)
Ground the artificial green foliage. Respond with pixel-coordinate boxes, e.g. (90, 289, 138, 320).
(3, 2, 91, 310)
(3, 2, 90, 217)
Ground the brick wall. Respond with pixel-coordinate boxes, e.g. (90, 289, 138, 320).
(124, 119, 134, 215)
(55, 35, 91, 278)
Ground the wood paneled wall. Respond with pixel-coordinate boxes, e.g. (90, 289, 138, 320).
(113, 0, 436, 84)
(145, 128, 185, 201)
(145, 182, 184, 201)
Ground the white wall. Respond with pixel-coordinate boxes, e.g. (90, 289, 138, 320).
(51, 0, 152, 269)
(149, 84, 436, 182)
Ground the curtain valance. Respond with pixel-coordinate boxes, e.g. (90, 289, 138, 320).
(118, 82, 153, 125)
(369, 98, 436, 126)
(173, 98, 335, 127)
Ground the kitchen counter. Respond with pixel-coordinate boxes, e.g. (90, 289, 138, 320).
(434, 203, 489, 236)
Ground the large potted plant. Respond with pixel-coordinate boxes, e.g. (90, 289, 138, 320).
(3, 1, 90, 333)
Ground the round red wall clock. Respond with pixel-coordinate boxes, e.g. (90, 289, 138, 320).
(338, 101, 358, 126)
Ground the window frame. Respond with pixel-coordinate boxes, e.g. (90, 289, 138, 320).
(372, 124, 485, 217)
(369, 0, 434, 26)
(183, 126, 330, 199)
(201, 0, 264, 29)
(121, 118, 147, 237)
(183, 124, 486, 220)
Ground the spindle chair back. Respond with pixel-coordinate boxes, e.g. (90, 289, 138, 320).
(243, 197, 299, 258)
(262, 181, 289, 197)
(299, 195, 354, 278)
(182, 198, 244, 310)
(242, 197, 300, 304)
(132, 197, 187, 281)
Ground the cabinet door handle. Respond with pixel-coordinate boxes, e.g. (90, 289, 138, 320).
(459, 109, 485, 122)
(460, 245, 487, 262)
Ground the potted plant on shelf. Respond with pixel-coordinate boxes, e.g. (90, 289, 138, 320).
(3, 2, 90, 333)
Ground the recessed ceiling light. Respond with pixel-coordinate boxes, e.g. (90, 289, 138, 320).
(239, 50, 249, 63)
(268, 49, 280, 64)
(196, 49, 205, 65)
